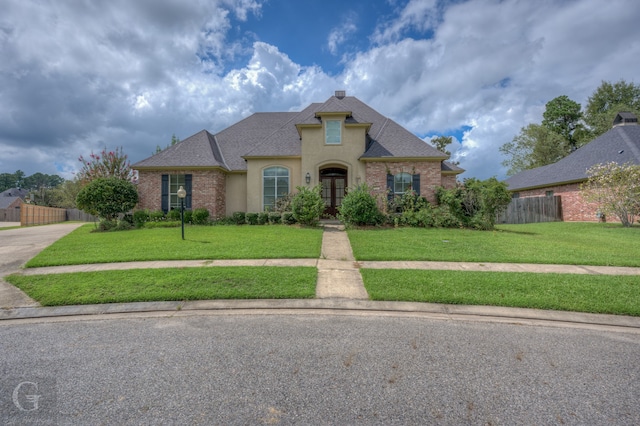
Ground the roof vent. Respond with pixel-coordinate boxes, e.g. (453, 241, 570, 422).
(613, 111, 638, 127)
(335, 90, 346, 99)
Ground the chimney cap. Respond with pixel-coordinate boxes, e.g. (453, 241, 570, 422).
(335, 90, 346, 99)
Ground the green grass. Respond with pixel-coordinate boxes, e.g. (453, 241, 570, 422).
(6, 267, 317, 306)
(26, 224, 323, 267)
(348, 222, 640, 266)
(361, 269, 640, 316)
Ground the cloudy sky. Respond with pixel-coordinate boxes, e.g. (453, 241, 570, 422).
(2, 0, 639, 181)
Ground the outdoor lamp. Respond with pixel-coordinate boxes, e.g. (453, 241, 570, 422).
(305, 172, 311, 184)
(177, 185, 186, 240)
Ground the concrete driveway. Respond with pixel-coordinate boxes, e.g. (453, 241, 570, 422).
(0, 223, 85, 307)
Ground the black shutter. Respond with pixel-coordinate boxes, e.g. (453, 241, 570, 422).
(161, 174, 169, 213)
(412, 174, 421, 195)
(185, 174, 192, 209)
(386, 174, 394, 202)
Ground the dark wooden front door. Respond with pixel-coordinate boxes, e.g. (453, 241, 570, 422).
(320, 168, 347, 217)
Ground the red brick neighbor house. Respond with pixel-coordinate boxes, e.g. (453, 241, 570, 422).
(0, 188, 28, 221)
(504, 112, 640, 222)
(133, 91, 464, 218)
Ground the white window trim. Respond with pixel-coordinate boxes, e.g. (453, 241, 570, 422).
(169, 174, 186, 210)
(262, 166, 290, 211)
(325, 120, 342, 145)
(394, 172, 412, 195)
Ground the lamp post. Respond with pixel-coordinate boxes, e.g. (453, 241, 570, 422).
(177, 185, 186, 240)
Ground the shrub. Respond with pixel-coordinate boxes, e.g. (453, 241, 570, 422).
(149, 210, 165, 222)
(232, 211, 246, 225)
(143, 221, 180, 228)
(167, 209, 181, 221)
(257, 212, 269, 225)
(338, 183, 384, 226)
(268, 212, 282, 224)
(246, 213, 259, 225)
(436, 177, 510, 230)
(192, 208, 210, 225)
(184, 210, 193, 224)
(133, 209, 150, 228)
(291, 185, 325, 226)
(282, 212, 297, 225)
(274, 193, 294, 213)
(76, 177, 138, 221)
(115, 219, 133, 231)
(97, 219, 117, 232)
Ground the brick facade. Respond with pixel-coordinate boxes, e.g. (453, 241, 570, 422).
(515, 183, 601, 222)
(365, 161, 454, 206)
(137, 169, 226, 219)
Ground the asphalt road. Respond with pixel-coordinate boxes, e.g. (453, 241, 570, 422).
(2, 313, 639, 425)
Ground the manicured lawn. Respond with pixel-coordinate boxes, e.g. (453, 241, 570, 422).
(361, 269, 640, 316)
(348, 222, 640, 266)
(7, 266, 317, 306)
(25, 224, 323, 267)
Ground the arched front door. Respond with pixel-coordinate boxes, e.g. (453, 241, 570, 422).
(320, 167, 347, 217)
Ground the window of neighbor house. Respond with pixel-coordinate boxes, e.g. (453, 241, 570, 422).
(325, 120, 341, 144)
(546, 190, 554, 197)
(394, 173, 412, 195)
(263, 166, 289, 211)
(512, 192, 520, 199)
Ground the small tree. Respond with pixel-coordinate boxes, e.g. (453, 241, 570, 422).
(77, 147, 134, 183)
(581, 162, 640, 227)
(76, 177, 138, 222)
(291, 185, 325, 226)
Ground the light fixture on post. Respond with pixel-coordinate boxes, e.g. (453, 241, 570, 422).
(177, 185, 186, 240)
(305, 172, 311, 184)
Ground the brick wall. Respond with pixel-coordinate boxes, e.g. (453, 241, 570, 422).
(137, 169, 227, 219)
(516, 183, 601, 222)
(365, 161, 448, 205)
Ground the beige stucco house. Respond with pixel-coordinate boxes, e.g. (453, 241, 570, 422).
(133, 91, 464, 219)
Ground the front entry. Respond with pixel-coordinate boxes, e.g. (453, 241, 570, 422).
(320, 168, 347, 217)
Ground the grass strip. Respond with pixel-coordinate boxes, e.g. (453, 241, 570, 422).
(361, 269, 640, 316)
(26, 224, 323, 267)
(6, 266, 317, 306)
(348, 222, 640, 266)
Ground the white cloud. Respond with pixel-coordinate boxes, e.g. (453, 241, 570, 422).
(327, 18, 358, 55)
(372, 0, 439, 43)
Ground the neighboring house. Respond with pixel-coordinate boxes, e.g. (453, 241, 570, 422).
(0, 188, 29, 221)
(133, 91, 464, 218)
(504, 112, 640, 222)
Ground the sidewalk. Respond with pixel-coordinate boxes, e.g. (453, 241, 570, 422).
(2, 223, 640, 329)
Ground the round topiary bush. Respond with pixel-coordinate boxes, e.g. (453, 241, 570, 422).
(338, 184, 384, 226)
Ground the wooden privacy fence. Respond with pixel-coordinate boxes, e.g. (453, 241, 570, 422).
(0, 207, 21, 222)
(66, 208, 97, 222)
(21, 204, 67, 226)
(497, 196, 563, 224)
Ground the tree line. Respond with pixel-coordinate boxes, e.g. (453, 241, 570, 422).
(500, 79, 640, 176)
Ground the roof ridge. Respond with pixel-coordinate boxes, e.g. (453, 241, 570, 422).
(243, 111, 304, 157)
(617, 126, 640, 161)
(209, 132, 230, 170)
(374, 118, 390, 140)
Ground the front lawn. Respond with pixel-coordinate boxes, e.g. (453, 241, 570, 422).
(348, 222, 640, 266)
(7, 266, 317, 306)
(26, 224, 323, 267)
(361, 269, 640, 316)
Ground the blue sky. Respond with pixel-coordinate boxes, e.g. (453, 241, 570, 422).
(1, 0, 639, 181)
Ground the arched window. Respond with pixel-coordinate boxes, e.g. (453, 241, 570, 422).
(263, 166, 289, 210)
(394, 172, 412, 195)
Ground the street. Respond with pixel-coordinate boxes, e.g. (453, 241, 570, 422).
(2, 312, 639, 425)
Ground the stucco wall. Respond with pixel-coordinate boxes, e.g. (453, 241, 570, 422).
(136, 169, 226, 219)
(300, 118, 367, 189)
(225, 173, 247, 215)
(245, 159, 301, 212)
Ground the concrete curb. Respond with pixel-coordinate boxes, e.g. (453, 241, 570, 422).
(2, 299, 639, 331)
